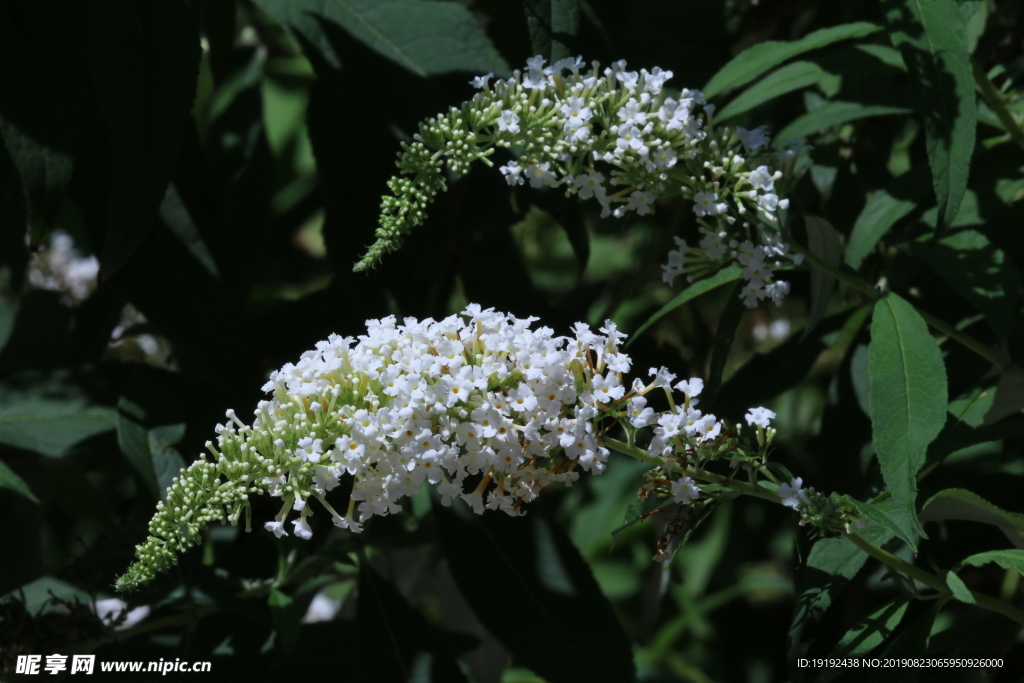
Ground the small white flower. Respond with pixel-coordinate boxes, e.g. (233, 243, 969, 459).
(778, 478, 806, 509)
(745, 406, 776, 427)
(497, 110, 520, 134)
(671, 477, 701, 503)
(265, 520, 288, 538)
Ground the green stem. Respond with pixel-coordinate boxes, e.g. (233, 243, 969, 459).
(602, 437, 1024, 627)
(790, 241, 879, 301)
(847, 532, 1024, 627)
(789, 240, 1024, 382)
(972, 58, 1024, 152)
(600, 438, 781, 504)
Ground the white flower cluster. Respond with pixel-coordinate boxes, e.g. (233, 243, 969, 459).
(116, 306, 638, 591)
(248, 305, 630, 536)
(362, 56, 804, 310)
(26, 230, 99, 303)
(116, 306, 783, 592)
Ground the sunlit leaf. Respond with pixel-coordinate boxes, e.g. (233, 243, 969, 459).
(703, 22, 882, 98)
(255, 0, 508, 77)
(716, 61, 828, 122)
(880, 0, 976, 232)
(627, 267, 741, 344)
(868, 294, 947, 540)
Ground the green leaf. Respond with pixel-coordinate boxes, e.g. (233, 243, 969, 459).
(524, 0, 579, 63)
(255, 0, 509, 77)
(703, 22, 882, 98)
(868, 294, 947, 540)
(158, 184, 220, 279)
(703, 282, 745, 407)
(716, 61, 828, 122)
(0, 0, 82, 228)
(848, 498, 920, 552)
(149, 423, 187, 494)
(626, 266, 741, 345)
(433, 496, 635, 683)
(880, 0, 976, 232)
(268, 589, 302, 654)
(960, 549, 1024, 575)
(0, 295, 16, 355)
(87, 0, 202, 275)
(877, 601, 942, 683)
(819, 596, 910, 680)
(788, 523, 895, 667)
(944, 571, 975, 604)
(959, 0, 988, 54)
(919, 229, 1018, 341)
(0, 369, 116, 458)
(118, 382, 188, 499)
(777, 101, 912, 143)
(5, 577, 94, 615)
(802, 216, 842, 342)
(947, 385, 996, 428)
(117, 396, 160, 499)
(844, 166, 930, 269)
(0, 458, 39, 504)
(919, 489, 1024, 549)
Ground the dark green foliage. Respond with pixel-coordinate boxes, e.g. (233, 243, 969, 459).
(2, 1, 1023, 680)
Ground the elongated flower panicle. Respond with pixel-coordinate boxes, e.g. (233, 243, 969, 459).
(117, 306, 631, 592)
(362, 56, 805, 307)
(116, 304, 816, 592)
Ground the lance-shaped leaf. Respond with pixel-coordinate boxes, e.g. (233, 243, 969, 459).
(255, 0, 508, 77)
(802, 216, 842, 341)
(0, 459, 39, 504)
(880, 0, 976, 232)
(919, 229, 1017, 341)
(788, 523, 895, 675)
(0, 368, 116, 458)
(716, 61, 828, 122)
(777, 101, 912, 144)
(818, 596, 910, 681)
(868, 293, 947, 540)
(919, 489, 1024, 549)
(845, 166, 930, 270)
(703, 282, 745, 408)
(960, 549, 1024, 576)
(703, 22, 881, 98)
(627, 266, 741, 344)
(87, 0, 201, 275)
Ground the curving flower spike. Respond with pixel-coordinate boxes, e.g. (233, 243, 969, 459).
(116, 306, 633, 592)
(358, 55, 802, 298)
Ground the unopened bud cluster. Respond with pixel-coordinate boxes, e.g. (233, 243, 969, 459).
(361, 56, 808, 307)
(779, 477, 861, 535)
